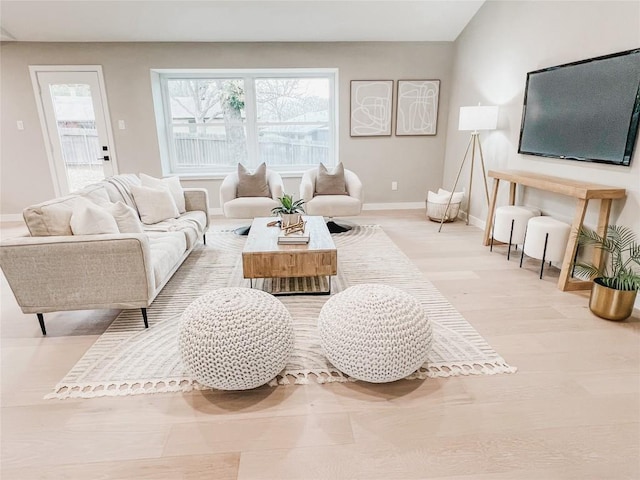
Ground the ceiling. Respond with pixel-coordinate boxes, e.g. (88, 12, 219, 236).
(0, 1, 484, 43)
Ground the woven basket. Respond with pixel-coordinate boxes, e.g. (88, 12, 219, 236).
(426, 199, 461, 223)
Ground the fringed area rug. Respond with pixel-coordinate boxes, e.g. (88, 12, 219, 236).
(46, 226, 516, 399)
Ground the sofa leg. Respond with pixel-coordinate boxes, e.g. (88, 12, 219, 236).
(141, 308, 148, 329)
(37, 313, 47, 336)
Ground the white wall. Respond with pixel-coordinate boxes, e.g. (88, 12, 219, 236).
(444, 1, 640, 235)
(0, 41, 454, 214)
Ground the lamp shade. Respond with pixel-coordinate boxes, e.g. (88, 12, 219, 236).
(458, 106, 499, 131)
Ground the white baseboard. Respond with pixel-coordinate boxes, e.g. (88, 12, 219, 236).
(1, 214, 23, 223)
(209, 203, 424, 218)
(363, 202, 424, 211)
(466, 212, 486, 230)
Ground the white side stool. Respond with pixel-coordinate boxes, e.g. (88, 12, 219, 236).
(491, 206, 541, 260)
(521, 216, 571, 279)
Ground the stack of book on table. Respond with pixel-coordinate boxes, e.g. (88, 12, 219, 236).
(277, 230, 310, 245)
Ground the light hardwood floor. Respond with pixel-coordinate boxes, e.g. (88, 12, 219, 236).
(1, 211, 639, 479)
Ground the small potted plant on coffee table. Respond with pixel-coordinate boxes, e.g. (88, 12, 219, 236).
(271, 194, 306, 228)
(573, 225, 640, 321)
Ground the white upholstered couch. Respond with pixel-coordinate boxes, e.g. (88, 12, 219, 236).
(0, 174, 209, 335)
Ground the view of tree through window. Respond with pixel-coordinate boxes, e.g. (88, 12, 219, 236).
(167, 79, 247, 168)
(159, 71, 336, 174)
(256, 78, 330, 167)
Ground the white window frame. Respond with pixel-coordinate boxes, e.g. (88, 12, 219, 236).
(151, 68, 339, 178)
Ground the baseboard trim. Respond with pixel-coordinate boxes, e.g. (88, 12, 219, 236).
(1, 214, 23, 223)
(363, 202, 424, 211)
(466, 213, 486, 230)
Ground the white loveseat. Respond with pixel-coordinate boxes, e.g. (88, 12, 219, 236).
(0, 174, 209, 335)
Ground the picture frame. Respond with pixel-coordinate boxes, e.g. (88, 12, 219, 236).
(350, 80, 393, 137)
(395, 80, 440, 136)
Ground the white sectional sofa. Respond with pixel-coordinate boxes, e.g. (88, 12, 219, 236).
(0, 174, 209, 335)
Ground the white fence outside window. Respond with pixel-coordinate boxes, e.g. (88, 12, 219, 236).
(152, 69, 338, 175)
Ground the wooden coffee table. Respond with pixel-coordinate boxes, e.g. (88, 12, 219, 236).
(242, 216, 337, 295)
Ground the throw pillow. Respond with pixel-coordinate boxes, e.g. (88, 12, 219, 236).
(70, 203, 120, 235)
(139, 173, 186, 213)
(23, 195, 94, 236)
(237, 162, 271, 198)
(130, 185, 180, 225)
(107, 201, 144, 233)
(78, 184, 112, 207)
(315, 162, 347, 195)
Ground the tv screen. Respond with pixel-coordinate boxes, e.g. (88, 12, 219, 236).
(518, 49, 640, 166)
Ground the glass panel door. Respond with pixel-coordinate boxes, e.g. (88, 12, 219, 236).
(35, 71, 115, 194)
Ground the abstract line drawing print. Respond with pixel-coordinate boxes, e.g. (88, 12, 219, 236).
(350, 80, 393, 136)
(396, 80, 440, 136)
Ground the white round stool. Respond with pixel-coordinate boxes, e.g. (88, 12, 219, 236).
(179, 287, 294, 390)
(491, 206, 541, 260)
(318, 284, 432, 383)
(521, 216, 571, 279)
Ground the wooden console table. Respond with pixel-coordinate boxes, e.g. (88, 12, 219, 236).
(483, 170, 626, 291)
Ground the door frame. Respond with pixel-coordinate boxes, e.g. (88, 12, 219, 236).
(29, 65, 119, 197)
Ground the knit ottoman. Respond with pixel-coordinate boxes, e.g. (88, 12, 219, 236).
(179, 287, 294, 390)
(318, 284, 432, 383)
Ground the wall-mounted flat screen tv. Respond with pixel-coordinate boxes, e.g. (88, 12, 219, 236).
(518, 49, 640, 166)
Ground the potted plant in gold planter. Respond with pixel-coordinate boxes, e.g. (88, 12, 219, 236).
(271, 194, 306, 228)
(574, 225, 640, 321)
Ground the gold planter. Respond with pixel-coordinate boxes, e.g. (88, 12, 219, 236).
(589, 278, 638, 321)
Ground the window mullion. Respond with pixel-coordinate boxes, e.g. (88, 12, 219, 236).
(244, 76, 259, 168)
(330, 74, 337, 164)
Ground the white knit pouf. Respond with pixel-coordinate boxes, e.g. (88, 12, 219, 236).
(179, 287, 294, 390)
(318, 284, 432, 383)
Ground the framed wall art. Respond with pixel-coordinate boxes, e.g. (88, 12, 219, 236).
(350, 80, 393, 137)
(395, 80, 440, 136)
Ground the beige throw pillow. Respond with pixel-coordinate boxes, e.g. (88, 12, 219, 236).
(70, 203, 120, 235)
(107, 201, 144, 233)
(130, 185, 180, 225)
(78, 184, 112, 207)
(315, 162, 347, 195)
(237, 162, 270, 198)
(23, 195, 94, 236)
(139, 173, 186, 213)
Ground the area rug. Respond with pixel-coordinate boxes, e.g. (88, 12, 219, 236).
(46, 226, 516, 399)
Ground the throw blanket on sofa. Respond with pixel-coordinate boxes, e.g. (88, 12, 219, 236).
(104, 174, 140, 209)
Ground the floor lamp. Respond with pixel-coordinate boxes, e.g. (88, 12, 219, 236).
(439, 105, 499, 232)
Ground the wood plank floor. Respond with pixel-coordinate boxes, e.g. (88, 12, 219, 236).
(1, 211, 639, 479)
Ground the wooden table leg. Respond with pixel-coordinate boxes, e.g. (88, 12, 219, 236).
(593, 199, 612, 272)
(483, 178, 500, 246)
(509, 182, 516, 205)
(559, 198, 589, 291)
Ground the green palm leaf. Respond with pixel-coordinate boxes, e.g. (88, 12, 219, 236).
(574, 224, 640, 292)
(271, 194, 306, 215)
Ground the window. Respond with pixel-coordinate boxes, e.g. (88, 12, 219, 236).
(153, 69, 337, 176)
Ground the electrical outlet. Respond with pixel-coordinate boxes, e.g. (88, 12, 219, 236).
(16, 120, 24, 130)
(391, 181, 398, 191)
(118, 120, 126, 130)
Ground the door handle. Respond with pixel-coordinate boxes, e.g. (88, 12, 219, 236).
(98, 155, 110, 161)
